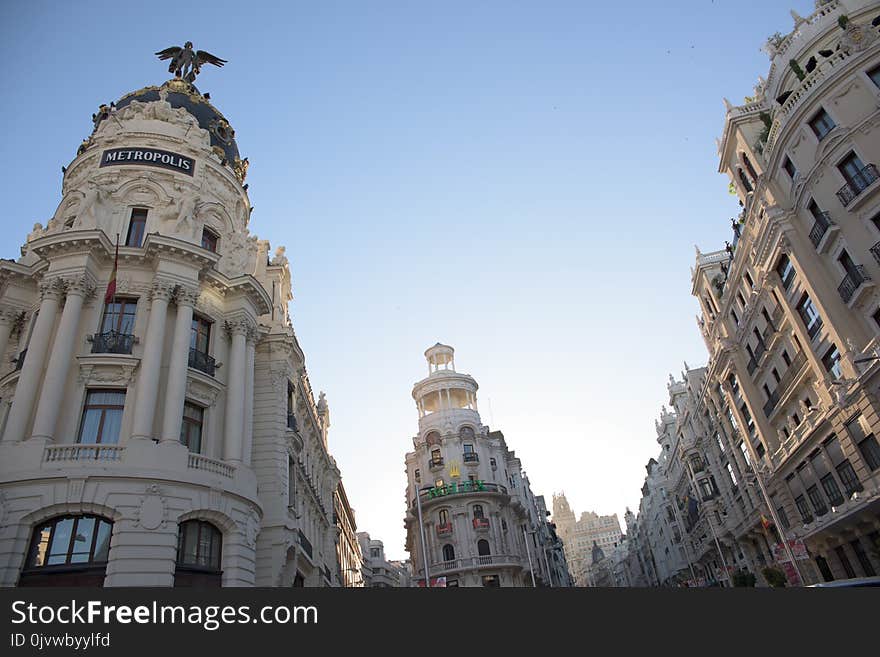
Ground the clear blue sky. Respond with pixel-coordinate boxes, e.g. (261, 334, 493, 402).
(0, 0, 807, 559)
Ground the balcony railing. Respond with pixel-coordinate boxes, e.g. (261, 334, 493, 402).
(429, 554, 523, 573)
(436, 522, 453, 537)
(188, 348, 216, 376)
(187, 453, 235, 478)
(836, 164, 879, 207)
(298, 529, 313, 559)
(463, 452, 479, 463)
(287, 413, 298, 431)
(809, 211, 834, 248)
(762, 389, 780, 418)
(472, 517, 490, 531)
(14, 348, 27, 371)
(429, 457, 445, 469)
(414, 481, 507, 507)
(43, 444, 123, 463)
(838, 265, 871, 304)
(90, 330, 135, 355)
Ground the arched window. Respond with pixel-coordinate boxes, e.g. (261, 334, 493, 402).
(425, 431, 441, 447)
(472, 504, 484, 519)
(742, 153, 758, 183)
(175, 520, 222, 587)
(738, 168, 754, 193)
(459, 426, 475, 440)
(20, 515, 113, 586)
(438, 509, 448, 525)
(442, 544, 455, 561)
(477, 539, 491, 556)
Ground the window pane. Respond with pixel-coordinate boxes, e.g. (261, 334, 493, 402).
(77, 409, 102, 444)
(94, 520, 112, 562)
(99, 408, 123, 445)
(30, 526, 52, 567)
(46, 518, 74, 565)
(181, 522, 199, 565)
(69, 517, 96, 564)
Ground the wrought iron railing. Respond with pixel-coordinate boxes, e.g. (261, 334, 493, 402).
(838, 265, 870, 304)
(463, 452, 479, 463)
(808, 211, 834, 248)
(188, 348, 216, 376)
(414, 481, 508, 507)
(436, 522, 453, 537)
(472, 517, 490, 530)
(90, 330, 135, 355)
(836, 164, 879, 206)
(298, 530, 313, 559)
(429, 457, 445, 468)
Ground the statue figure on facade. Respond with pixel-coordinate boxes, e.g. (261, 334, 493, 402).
(26, 222, 45, 242)
(167, 193, 202, 239)
(270, 245, 288, 266)
(75, 181, 111, 229)
(155, 42, 227, 83)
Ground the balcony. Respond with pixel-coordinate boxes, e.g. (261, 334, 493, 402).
(429, 554, 523, 574)
(436, 522, 453, 537)
(463, 452, 479, 464)
(472, 517, 490, 531)
(90, 330, 135, 355)
(287, 413, 298, 431)
(43, 444, 123, 463)
(188, 348, 216, 376)
(187, 453, 235, 478)
(808, 212, 836, 251)
(414, 481, 508, 507)
(838, 265, 871, 305)
(429, 457, 445, 470)
(14, 348, 27, 371)
(836, 164, 879, 207)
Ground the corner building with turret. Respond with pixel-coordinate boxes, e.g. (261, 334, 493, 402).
(403, 344, 571, 587)
(0, 69, 348, 586)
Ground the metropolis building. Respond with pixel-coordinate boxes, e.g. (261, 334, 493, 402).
(403, 344, 571, 587)
(0, 59, 351, 586)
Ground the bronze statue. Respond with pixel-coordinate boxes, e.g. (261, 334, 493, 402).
(155, 41, 226, 83)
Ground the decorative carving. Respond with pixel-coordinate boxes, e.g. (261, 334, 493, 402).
(73, 181, 113, 231)
(175, 284, 200, 307)
(164, 193, 203, 240)
(232, 157, 249, 183)
(78, 361, 139, 386)
(225, 315, 256, 337)
(39, 278, 65, 302)
(186, 377, 220, 407)
(270, 246, 288, 266)
(63, 275, 97, 300)
(150, 279, 177, 302)
(134, 484, 167, 530)
(155, 41, 227, 84)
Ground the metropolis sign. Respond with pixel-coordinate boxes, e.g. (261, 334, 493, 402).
(100, 148, 195, 176)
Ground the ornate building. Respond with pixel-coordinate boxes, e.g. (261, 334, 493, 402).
(551, 493, 622, 586)
(0, 55, 348, 586)
(627, 0, 880, 587)
(335, 483, 364, 587)
(402, 344, 570, 587)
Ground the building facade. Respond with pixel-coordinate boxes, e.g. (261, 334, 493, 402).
(356, 533, 410, 587)
(335, 482, 364, 587)
(0, 68, 346, 586)
(403, 344, 570, 587)
(551, 493, 622, 586)
(628, 0, 880, 586)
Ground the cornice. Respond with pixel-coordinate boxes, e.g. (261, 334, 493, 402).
(203, 270, 272, 316)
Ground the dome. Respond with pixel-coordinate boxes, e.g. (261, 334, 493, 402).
(94, 78, 241, 166)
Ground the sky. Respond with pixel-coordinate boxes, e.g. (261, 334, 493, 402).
(0, 0, 809, 559)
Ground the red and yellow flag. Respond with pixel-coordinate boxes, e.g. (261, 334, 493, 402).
(760, 514, 772, 530)
(104, 236, 119, 304)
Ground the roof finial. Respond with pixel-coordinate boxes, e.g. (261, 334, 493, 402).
(155, 41, 227, 83)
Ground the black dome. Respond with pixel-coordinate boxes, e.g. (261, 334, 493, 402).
(96, 78, 240, 165)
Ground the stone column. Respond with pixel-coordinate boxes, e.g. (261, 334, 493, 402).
(130, 280, 176, 441)
(3, 279, 64, 443)
(31, 276, 95, 442)
(241, 326, 257, 464)
(223, 317, 252, 462)
(160, 285, 199, 444)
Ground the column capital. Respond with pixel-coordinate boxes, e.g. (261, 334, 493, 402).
(225, 315, 257, 338)
(0, 305, 24, 327)
(174, 284, 200, 307)
(38, 278, 65, 301)
(62, 275, 97, 300)
(150, 279, 177, 302)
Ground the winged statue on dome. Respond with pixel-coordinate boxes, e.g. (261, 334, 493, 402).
(155, 41, 227, 83)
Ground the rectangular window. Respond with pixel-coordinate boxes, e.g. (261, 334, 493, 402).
(100, 298, 137, 335)
(782, 349, 792, 367)
(808, 108, 835, 141)
(796, 293, 823, 339)
(180, 402, 203, 453)
(835, 546, 856, 579)
(794, 495, 813, 523)
(836, 460, 863, 496)
(201, 228, 219, 253)
(125, 208, 148, 247)
(820, 473, 844, 506)
(783, 156, 797, 179)
(77, 390, 126, 445)
(806, 485, 828, 516)
(857, 434, 880, 471)
(190, 315, 211, 354)
(851, 539, 876, 576)
(776, 506, 790, 530)
(822, 345, 842, 380)
(873, 307, 880, 329)
(726, 462, 738, 487)
(839, 151, 866, 187)
(869, 64, 880, 88)
(776, 254, 795, 290)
